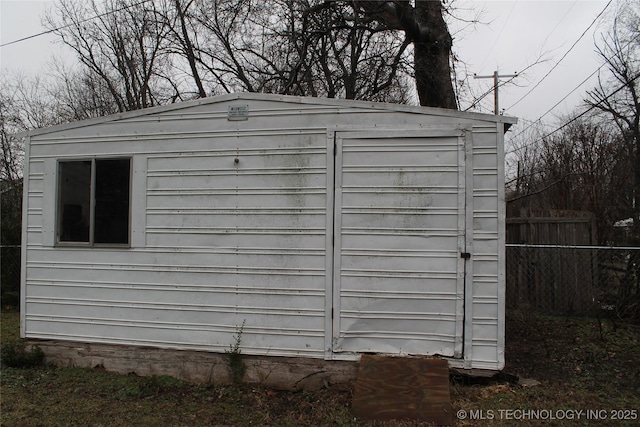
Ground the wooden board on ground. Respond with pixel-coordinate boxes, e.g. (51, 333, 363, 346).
(352, 355, 452, 425)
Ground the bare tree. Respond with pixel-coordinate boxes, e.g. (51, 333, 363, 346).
(0, 76, 28, 307)
(504, 121, 546, 213)
(507, 115, 631, 245)
(45, 0, 176, 112)
(0, 78, 26, 187)
(354, 0, 457, 108)
(586, 0, 639, 241)
(167, 0, 452, 106)
(171, 0, 207, 98)
(45, 0, 459, 108)
(585, 0, 639, 319)
(49, 62, 123, 120)
(509, 1, 639, 243)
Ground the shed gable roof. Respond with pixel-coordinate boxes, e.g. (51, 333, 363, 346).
(25, 92, 517, 138)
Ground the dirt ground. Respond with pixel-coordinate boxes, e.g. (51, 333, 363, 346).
(504, 310, 639, 392)
(2, 310, 640, 426)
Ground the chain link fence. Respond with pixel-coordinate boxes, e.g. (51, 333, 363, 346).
(506, 244, 640, 322)
(1, 245, 21, 308)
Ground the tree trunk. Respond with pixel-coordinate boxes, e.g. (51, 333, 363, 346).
(413, 1, 457, 109)
(354, 0, 457, 109)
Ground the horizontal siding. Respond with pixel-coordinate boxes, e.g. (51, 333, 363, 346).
(334, 134, 464, 357)
(23, 96, 507, 369)
(470, 126, 503, 369)
(25, 161, 45, 245)
(25, 126, 330, 358)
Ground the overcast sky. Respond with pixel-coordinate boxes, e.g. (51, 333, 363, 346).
(0, 0, 614, 126)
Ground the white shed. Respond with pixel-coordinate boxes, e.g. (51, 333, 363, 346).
(20, 93, 516, 384)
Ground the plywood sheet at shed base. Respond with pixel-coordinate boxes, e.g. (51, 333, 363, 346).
(352, 355, 452, 425)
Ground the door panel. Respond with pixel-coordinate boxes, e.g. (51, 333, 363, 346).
(333, 130, 467, 357)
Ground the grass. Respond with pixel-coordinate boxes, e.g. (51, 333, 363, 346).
(1, 367, 358, 426)
(1, 310, 20, 342)
(1, 308, 639, 426)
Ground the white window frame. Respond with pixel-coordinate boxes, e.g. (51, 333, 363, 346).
(55, 157, 132, 248)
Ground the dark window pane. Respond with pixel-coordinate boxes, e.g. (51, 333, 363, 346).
(58, 161, 91, 242)
(94, 159, 130, 244)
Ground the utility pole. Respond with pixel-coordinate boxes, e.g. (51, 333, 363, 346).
(474, 70, 518, 115)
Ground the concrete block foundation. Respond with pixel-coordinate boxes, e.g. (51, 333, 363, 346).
(28, 340, 359, 391)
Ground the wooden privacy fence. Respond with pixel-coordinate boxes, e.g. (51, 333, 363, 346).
(506, 211, 597, 246)
(506, 212, 598, 314)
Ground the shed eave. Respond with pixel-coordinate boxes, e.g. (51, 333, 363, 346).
(23, 92, 518, 138)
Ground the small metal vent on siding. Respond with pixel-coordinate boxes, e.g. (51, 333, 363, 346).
(228, 104, 249, 121)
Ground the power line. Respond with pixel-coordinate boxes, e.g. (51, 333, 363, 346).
(464, 59, 543, 113)
(498, 0, 577, 107)
(465, 75, 517, 113)
(474, 71, 518, 114)
(478, 1, 518, 72)
(504, 0, 612, 111)
(0, 0, 153, 48)
(506, 64, 605, 142)
(506, 30, 638, 146)
(506, 71, 640, 156)
(1, 29, 57, 48)
(542, 1, 579, 48)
